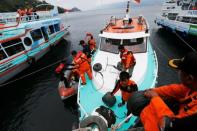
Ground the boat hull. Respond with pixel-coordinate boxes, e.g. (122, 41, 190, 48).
(0, 30, 66, 85)
(155, 16, 197, 37)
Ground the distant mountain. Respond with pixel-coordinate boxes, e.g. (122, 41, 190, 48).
(0, 0, 65, 13)
(64, 7, 81, 12)
(70, 7, 81, 12)
(95, 0, 163, 10)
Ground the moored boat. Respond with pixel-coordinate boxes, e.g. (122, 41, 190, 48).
(155, 0, 197, 37)
(76, 1, 158, 130)
(0, 5, 69, 85)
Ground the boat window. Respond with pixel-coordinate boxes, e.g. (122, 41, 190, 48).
(1, 38, 22, 48)
(54, 23, 60, 32)
(1, 38, 25, 57)
(168, 13, 178, 20)
(100, 38, 120, 54)
(30, 29, 43, 41)
(48, 25, 55, 35)
(0, 50, 7, 60)
(182, 3, 190, 10)
(176, 16, 183, 22)
(122, 38, 147, 53)
(24, 37, 32, 46)
(191, 17, 197, 24)
(182, 17, 191, 23)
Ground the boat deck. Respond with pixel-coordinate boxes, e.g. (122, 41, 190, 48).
(78, 41, 158, 130)
(103, 18, 146, 33)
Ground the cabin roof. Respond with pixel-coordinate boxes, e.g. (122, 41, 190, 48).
(100, 17, 149, 39)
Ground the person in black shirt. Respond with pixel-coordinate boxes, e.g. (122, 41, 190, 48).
(79, 40, 92, 63)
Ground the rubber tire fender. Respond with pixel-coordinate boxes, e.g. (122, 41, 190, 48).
(27, 57, 36, 65)
(80, 116, 108, 131)
(93, 63, 102, 72)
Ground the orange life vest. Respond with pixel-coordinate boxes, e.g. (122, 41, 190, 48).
(73, 51, 90, 72)
(120, 49, 135, 68)
(112, 80, 138, 101)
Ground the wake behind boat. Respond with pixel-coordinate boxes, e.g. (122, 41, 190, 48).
(0, 5, 69, 85)
(76, 1, 158, 130)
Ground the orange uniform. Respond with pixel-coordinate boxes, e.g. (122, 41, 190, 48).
(112, 80, 138, 101)
(140, 84, 197, 131)
(120, 49, 135, 69)
(88, 39, 96, 51)
(73, 51, 92, 84)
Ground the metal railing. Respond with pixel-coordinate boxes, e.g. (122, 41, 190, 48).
(0, 11, 55, 25)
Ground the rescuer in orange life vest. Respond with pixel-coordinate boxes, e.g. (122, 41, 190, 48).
(127, 51, 197, 131)
(86, 32, 96, 53)
(71, 50, 92, 85)
(118, 45, 136, 77)
(110, 71, 138, 107)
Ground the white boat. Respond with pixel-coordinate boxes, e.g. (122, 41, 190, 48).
(155, 0, 197, 37)
(76, 1, 158, 130)
(0, 5, 69, 85)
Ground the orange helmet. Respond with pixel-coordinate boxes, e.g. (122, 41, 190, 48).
(86, 32, 93, 37)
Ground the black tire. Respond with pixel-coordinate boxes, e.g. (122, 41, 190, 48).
(80, 116, 108, 131)
(127, 91, 150, 116)
(93, 63, 102, 72)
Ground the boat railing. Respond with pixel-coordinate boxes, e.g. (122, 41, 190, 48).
(77, 83, 89, 118)
(0, 11, 55, 25)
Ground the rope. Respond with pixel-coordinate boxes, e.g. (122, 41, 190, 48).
(174, 32, 196, 52)
(0, 58, 67, 87)
(91, 71, 104, 91)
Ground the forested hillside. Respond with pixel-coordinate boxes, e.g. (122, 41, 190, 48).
(0, 0, 65, 13)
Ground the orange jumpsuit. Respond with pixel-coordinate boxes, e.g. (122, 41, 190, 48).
(112, 80, 138, 101)
(140, 84, 197, 131)
(120, 49, 135, 69)
(88, 39, 96, 51)
(73, 51, 92, 84)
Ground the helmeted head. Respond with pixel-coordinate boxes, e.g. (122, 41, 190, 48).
(71, 50, 77, 57)
(79, 40, 85, 46)
(169, 52, 197, 89)
(119, 71, 130, 87)
(118, 45, 125, 52)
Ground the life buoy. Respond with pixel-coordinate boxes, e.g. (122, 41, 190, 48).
(80, 116, 108, 131)
(58, 87, 76, 97)
(55, 63, 65, 74)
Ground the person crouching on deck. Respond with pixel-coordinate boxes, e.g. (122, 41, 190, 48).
(71, 50, 92, 85)
(111, 71, 138, 107)
(118, 45, 136, 77)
